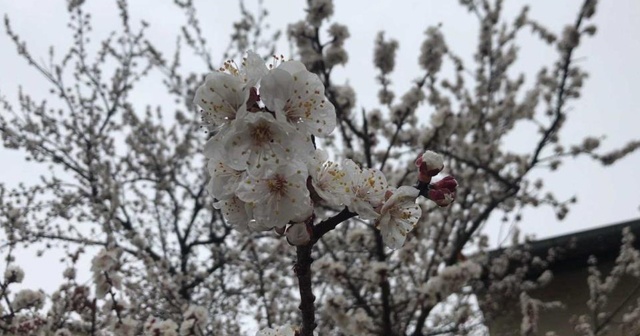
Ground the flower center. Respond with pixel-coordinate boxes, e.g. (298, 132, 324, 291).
(250, 122, 273, 146)
(267, 175, 287, 195)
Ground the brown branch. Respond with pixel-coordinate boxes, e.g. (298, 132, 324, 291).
(525, 0, 590, 176)
(311, 208, 356, 243)
(374, 230, 396, 336)
(295, 244, 316, 336)
(436, 148, 518, 190)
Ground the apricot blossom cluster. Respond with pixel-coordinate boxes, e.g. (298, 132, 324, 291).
(195, 52, 452, 249)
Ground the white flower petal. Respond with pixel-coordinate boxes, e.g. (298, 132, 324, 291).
(277, 70, 336, 137)
(343, 160, 387, 218)
(194, 72, 248, 125)
(376, 186, 421, 249)
(243, 50, 269, 86)
(260, 68, 294, 113)
(260, 63, 336, 138)
(256, 324, 296, 336)
(276, 60, 307, 75)
(206, 158, 245, 200)
(214, 197, 252, 232)
(309, 153, 351, 207)
(236, 163, 311, 229)
(222, 112, 313, 176)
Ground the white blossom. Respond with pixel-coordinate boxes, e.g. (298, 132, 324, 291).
(185, 305, 208, 324)
(206, 155, 245, 200)
(12, 289, 45, 311)
(375, 186, 421, 249)
(330, 84, 356, 115)
(236, 162, 311, 229)
(62, 267, 76, 280)
(180, 305, 208, 335)
(306, 0, 334, 27)
(419, 261, 482, 305)
(419, 27, 446, 74)
(222, 111, 313, 176)
(325, 295, 375, 335)
(112, 317, 139, 336)
(260, 61, 336, 138)
(328, 23, 350, 45)
(91, 248, 122, 299)
(343, 159, 387, 219)
(144, 316, 179, 336)
(214, 196, 253, 232)
(287, 21, 322, 68)
(55, 329, 73, 336)
(256, 324, 297, 336)
(324, 45, 348, 68)
(194, 72, 249, 128)
(194, 51, 267, 129)
(241, 51, 270, 87)
(308, 149, 351, 206)
(374, 32, 399, 74)
(4, 265, 24, 283)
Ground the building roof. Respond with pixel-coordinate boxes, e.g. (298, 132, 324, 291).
(490, 218, 640, 275)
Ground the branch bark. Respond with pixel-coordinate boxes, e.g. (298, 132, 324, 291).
(295, 244, 317, 336)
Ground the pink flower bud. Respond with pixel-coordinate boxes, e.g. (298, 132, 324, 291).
(432, 175, 457, 190)
(427, 175, 457, 207)
(427, 189, 456, 207)
(384, 189, 394, 201)
(416, 150, 444, 183)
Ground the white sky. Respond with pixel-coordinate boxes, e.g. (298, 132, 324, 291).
(1, 0, 639, 298)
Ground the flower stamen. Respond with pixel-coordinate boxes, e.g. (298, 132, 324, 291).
(250, 122, 273, 146)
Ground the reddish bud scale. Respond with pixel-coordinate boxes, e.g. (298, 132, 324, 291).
(384, 189, 394, 201)
(415, 154, 444, 183)
(427, 189, 456, 207)
(427, 175, 458, 207)
(247, 87, 262, 112)
(432, 175, 457, 190)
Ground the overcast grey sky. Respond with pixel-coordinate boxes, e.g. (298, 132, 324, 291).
(1, 0, 639, 294)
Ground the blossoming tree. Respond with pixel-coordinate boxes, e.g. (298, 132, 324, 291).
(1, 0, 639, 335)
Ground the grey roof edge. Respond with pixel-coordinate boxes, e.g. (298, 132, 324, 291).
(489, 217, 640, 274)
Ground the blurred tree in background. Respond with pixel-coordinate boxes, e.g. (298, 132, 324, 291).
(1, 0, 639, 335)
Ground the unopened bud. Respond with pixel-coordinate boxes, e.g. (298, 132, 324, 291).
(427, 175, 457, 207)
(416, 150, 444, 183)
(432, 175, 457, 190)
(427, 189, 456, 207)
(285, 223, 313, 246)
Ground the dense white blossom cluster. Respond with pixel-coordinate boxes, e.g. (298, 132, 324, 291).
(11, 289, 45, 312)
(419, 260, 482, 306)
(3, 265, 24, 284)
(324, 295, 375, 335)
(144, 316, 179, 336)
(255, 324, 297, 336)
(195, 51, 428, 249)
(91, 248, 123, 299)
